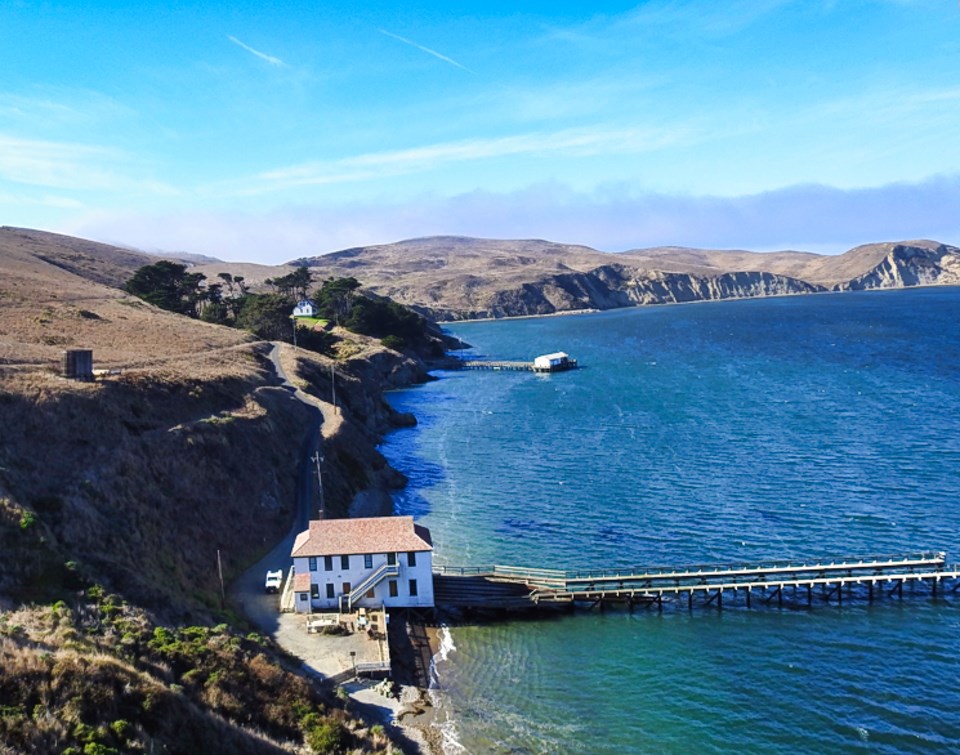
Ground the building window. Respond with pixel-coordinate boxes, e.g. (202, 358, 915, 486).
(388, 580, 398, 598)
(366, 588, 375, 598)
(364, 554, 373, 569)
(310, 584, 319, 599)
(387, 553, 396, 566)
(341, 555, 350, 570)
(326, 583, 334, 599)
(308, 557, 317, 571)
(409, 579, 418, 597)
(299, 594, 307, 602)
(408, 551, 417, 567)
(324, 556, 333, 571)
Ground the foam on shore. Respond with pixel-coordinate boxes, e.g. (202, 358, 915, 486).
(426, 624, 466, 754)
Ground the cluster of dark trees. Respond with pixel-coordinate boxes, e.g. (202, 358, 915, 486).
(124, 261, 443, 357)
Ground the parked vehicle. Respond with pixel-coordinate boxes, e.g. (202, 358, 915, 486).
(264, 569, 283, 594)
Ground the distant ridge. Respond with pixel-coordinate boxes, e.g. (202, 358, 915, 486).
(4, 227, 958, 321)
(291, 236, 960, 320)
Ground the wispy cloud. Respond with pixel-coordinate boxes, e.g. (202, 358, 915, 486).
(620, 0, 792, 37)
(240, 125, 696, 194)
(378, 29, 473, 73)
(0, 190, 83, 209)
(0, 133, 175, 194)
(0, 89, 136, 127)
(227, 35, 288, 67)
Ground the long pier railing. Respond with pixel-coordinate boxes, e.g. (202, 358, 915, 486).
(454, 359, 579, 373)
(433, 552, 960, 611)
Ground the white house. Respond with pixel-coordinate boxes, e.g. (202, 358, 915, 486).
(290, 516, 434, 613)
(292, 299, 318, 318)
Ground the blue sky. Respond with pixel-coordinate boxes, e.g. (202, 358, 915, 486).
(2, 0, 959, 263)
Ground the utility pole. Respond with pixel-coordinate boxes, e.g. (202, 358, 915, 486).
(330, 363, 337, 414)
(291, 316, 298, 349)
(216, 549, 226, 607)
(312, 451, 325, 517)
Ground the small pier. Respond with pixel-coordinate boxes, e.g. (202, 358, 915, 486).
(458, 352, 578, 373)
(433, 552, 960, 612)
(460, 361, 538, 372)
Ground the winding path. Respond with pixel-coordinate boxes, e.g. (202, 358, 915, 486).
(229, 342, 325, 634)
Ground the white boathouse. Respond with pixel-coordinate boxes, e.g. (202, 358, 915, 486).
(533, 352, 575, 372)
(290, 516, 434, 613)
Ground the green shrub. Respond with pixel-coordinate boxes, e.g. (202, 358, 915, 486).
(73, 722, 96, 742)
(305, 719, 346, 754)
(381, 335, 406, 352)
(83, 743, 118, 755)
(109, 719, 131, 740)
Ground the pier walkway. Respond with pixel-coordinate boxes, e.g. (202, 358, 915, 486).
(433, 552, 960, 611)
(457, 359, 579, 373)
(459, 360, 535, 372)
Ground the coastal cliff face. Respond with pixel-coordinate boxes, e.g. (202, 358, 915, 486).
(835, 243, 960, 291)
(409, 265, 825, 320)
(621, 269, 825, 305)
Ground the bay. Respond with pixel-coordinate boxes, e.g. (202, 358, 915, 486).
(382, 288, 960, 753)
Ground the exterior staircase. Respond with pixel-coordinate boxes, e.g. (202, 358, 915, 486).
(339, 562, 400, 612)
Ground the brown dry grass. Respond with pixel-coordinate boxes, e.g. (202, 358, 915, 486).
(0, 597, 386, 754)
(0, 226, 256, 375)
(0, 230, 411, 754)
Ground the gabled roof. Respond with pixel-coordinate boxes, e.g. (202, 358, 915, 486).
(292, 572, 311, 593)
(291, 516, 433, 558)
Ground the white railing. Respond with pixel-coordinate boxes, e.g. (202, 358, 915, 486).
(344, 562, 400, 611)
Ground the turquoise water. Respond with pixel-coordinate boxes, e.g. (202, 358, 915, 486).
(383, 288, 960, 753)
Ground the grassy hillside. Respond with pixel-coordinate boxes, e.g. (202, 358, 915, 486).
(0, 230, 420, 753)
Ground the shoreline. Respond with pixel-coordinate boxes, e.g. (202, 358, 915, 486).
(383, 613, 445, 753)
(433, 283, 960, 327)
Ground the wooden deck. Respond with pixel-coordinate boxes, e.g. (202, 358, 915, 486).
(433, 553, 960, 611)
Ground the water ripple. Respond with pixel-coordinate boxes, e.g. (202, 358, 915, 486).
(384, 289, 960, 753)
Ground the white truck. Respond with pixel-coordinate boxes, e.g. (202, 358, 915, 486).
(264, 569, 283, 594)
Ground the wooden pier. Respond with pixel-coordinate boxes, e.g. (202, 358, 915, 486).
(456, 351, 578, 373)
(433, 552, 960, 612)
(459, 360, 537, 372)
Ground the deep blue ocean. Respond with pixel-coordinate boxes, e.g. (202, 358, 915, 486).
(382, 288, 960, 753)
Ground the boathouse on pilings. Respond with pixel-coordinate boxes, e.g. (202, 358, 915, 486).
(533, 352, 576, 372)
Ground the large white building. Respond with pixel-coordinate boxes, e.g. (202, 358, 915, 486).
(290, 516, 434, 613)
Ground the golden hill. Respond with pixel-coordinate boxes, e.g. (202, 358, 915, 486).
(0, 228, 424, 753)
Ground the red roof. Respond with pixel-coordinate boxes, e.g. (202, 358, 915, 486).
(291, 516, 433, 558)
(292, 572, 311, 592)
